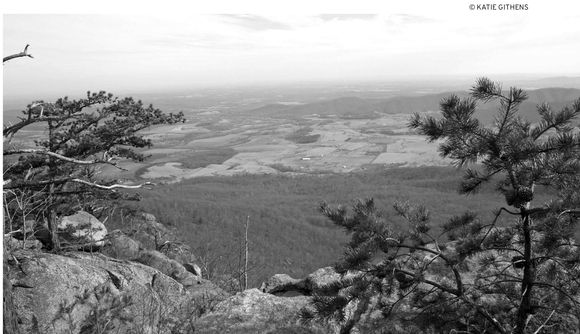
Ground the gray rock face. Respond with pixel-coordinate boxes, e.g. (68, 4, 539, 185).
(102, 230, 141, 260)
(135, 250, 218, 294)
(195, 288, 327, 334)
(259, 273, 305, 295)
(183, 262, 202, 277)
(4, 235, 43, 251)
(104, 213, 202, 276)
(6, 249, 227, 334)
(304, 267, 342, 293)
(260, 267, 359, 297)
(127, 213, 197, 264)
(57, 211, 107, 248)
(130, 213, 172, 250)
(136, 250, 189, 280)
(157, 240, 197, 265)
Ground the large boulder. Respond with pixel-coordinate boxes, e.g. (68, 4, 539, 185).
(259, 274, 306, 296)
(136, 250, 192, 282)
(183, 262, 202, 277)
(101, 229, 141, 260)
(260, 267, 361, 297)
(135, 250, 224, 301)
(57, 211, 107, 249)
(126, 213, 197, 264)
(303, 267, 342, 293)
(5, 248, 226, 334)
(129, 213, 173, 250)
(4, 235, 43, 252)
(195, 288, 328, 334)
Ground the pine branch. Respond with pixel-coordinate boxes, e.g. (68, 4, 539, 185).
(533, 282, 580, 311)
(459, 168, 499, 194)
(394, 268, 459, 295)
(397, 244, 464, 295)
(460, 296, 508, 334)
(535, 132, 580, 155)
(531, 99, 580, 140)
(383, 283, 421, 318)
(470, 77, 505, 102)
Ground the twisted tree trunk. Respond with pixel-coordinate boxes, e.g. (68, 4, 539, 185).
(515, 212, 534, 334)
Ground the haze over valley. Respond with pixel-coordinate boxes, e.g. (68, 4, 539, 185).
(7, 79, 580, 185)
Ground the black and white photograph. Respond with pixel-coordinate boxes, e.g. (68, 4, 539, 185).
(3, 1, 580, 333)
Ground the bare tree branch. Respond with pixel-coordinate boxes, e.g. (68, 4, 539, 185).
(532, 310, 556, 334)
(394, 267, 507, 334)
(398, 244, 464, 295)
(3, 149, 127, 170)
(395, 268, 458, 295)
(69, 179, 155, 190)
(558, 209, 580, 218)
(4, 177, 154, 191)
(3, 44, 33, 63)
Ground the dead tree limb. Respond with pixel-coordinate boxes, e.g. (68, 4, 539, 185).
(3, 149, 127, 170)
(70, 179, 155, 190)
(3, 44, 33, 63)
(243, 215, 249, 290)
(4, 177, 154, 191)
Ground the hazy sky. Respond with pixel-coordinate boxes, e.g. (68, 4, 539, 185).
(3, 1, 580, 99)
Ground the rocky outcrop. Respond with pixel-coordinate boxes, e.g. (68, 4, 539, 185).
(126, 213, 198, 264)
(260, 267, 361, 297)
(5, 248, 227, 334)
(5, 211, 349, 334)
(183, 262, 202, 277)
(259, 273, 306, 295)
(103, 212, 205, 278)
(303, 267, 344, 293)
(57, 211, 107, 249)
(4, 235, 43, 252)
(136, 250, 210, 291)
(5, 243, 336, 334)
(194, 288, 328, 334)
(128, 213, 173, 250)
(101, 229, 141, 260)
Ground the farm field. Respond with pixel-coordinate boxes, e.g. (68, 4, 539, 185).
(132, 110, 447, 183)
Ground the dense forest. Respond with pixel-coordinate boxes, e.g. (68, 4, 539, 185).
(128, 166, 515, 285)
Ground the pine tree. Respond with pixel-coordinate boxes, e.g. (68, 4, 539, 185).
(3, 47, 185, 249)
(303, 78, 580, 333)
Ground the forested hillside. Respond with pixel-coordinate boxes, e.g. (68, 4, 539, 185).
(129, 166, 517, 286)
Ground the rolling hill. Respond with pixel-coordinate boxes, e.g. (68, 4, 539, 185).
(244, 87, 580, 123)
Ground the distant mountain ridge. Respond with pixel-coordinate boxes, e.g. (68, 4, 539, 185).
(246, 87, 580, 123)
(4, 87, 579, 124)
